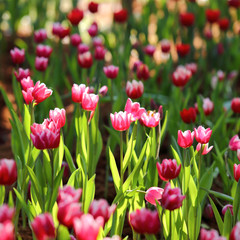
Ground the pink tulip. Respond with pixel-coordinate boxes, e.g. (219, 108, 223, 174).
(194, 126, 212, 144)
(0, 204, 15, 223)
(52, 23, 70, 39)
(94, 46, 106, 60)
(57, 185, 82, 205)
(35, 56, 48, 71)
(172, 66, 192, 87)
(92, 37, 103, 47)
(88, 22, 98, 37)
(196, 143, 213, 155)
(103, 65, 119, 79)
(129, 208, 160, 234)
(230, 222, 240, 240)
(20, 77, 34, 91)
(77, 43, 89, 54)
(22, 87, 34, 104)
(222, 204, 233, 216)
(140, 111, 160, 128)
(89, 199, 116, 225)
(200, 228, 226, 240)
(78, 51, 93, 68)
(34, 29, 47, 43)
(73, 214, 104, 240)
(157, 159, 181, 181)
(126, 80, 144, 99)
(202, 98, 214, 116)
(124, 98, 145, 122)
(110, 111, 132, 131)
(49, 108, 66, 129)
(0, 159, 17, 186)
(237, 149, 240, 161)
(161, 182, 185, 211)
(71, 34, 82, 47)
(0, 221, 15, 240)
(98, 86, 108, 96)
(81, 93, 99, 111)
(231, 98, 240, 113)
(14, 68, 30, 82)
(72, 84, 88, 103)
(229, 135, 240, 151)
(185, 63, 197, 75)
(143, 44, 156, 57)
(161, 39, 171, 53)
(217, 70, 225, 81)
(36, 44, 53, 58)
(32, 81, 52, 105)
(234, 164, 240, 182)
(177, 130, 194, 148)
(31, 213, 56, 240)
(10, 47, 25, 64)
(145, 187, 164, 206)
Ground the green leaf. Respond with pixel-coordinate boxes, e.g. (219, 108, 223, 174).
(171, 145, 183, 181)
(67, 168, 81, 187)
(83, 174, 96, 213)
(43, 150, 52, 185)
(64, 145, 76, 173)
(189, 176, 197, 207)
(160, 110, 168, 141)
(233, 180, 240, 223)
(0, 186, 5, 205)
(57, 225, 70, 240)
(109, 147, 120, 191)
(23, 104, 31, 139)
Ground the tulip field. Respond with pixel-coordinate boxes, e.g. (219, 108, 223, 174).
(1, 0, 240, 239)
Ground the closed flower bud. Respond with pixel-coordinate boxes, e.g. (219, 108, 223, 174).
(231, 98, 240, 113)
(36, 44, 53, 58)
(31, 213, 56, 240)
(61, 162, 70, 180)
(230, 222, 240, 240)
(143, 44, 156, 57)
(126, 80, 144, 99)
(179, 12, 195, 27)
(145, 187, 164, 206)
(200, 228, 226, 240)
(110, 111, 132, 131)
(140, 111, 160, 128)
(57, 185, 82, 205)
(10, 47, 25, 64)
(0, 204, 15, 223)
(49, 108, 66, 129)
(14, 68, 30, 82)
(228, 0, 240, 8)
(178, 130, 194, 148)
(114, 9, 128, 23)
(129, 208, 160, 234)
(161, 39, 171, 53)
(70, 34, 82, 47)
(34, 29, 47, 43)
(157, 159, 181, 181)
(0, 221, 15, 240)
(176, 44, 190, 57)
(98, 85, 108, 96)
(185, 63, 197, 75)
(206, 9, 220, 23)
(78, 51, 93, 68)
(194, 126, 212, 144)
(94, 46, 106, 60)
(67, 8, 84, 25)
(88, 22, 98, 37)
(203, 204, 214, 219)
(35, 56, 48, 72)
(93, 37, 103, 47)
(72, 84, 88, 103)
(103, 65, 119, 79)
(32, 81, 52, 105)
(77, 43, 89, 54)
(88, 1, 99, 13)
(81, 93, 99, 111)
(229, 135, 240, 151)
(222, 204, 233, 216)
(218, 18, 230, 31)
(172, 66, 192, 87)
(20, 77, 34, 91)
(136, 63, 150, 81)
(161, 182, 185, 210)
(202, 98, 214, 116)
(234, 164, 240, 182)
(196, 143, 213, 155)
(180, 107, 196, 124)
(52, 22, 70, 39)
(124, 98, 145, 122)
(0, 159, 17, 186)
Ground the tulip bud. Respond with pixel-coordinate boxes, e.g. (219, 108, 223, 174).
(179, 12, 195, 27)
(145, 187, 164, 206)
(88, 22, 98, 37)
(0, 159, 17, 186)
(36, 44, 53, 58)
(157, 159, 181, 181)
(143, 45, 156, 57)
(177, 130, 194, 148)
(203, 204, 214, 219)
(35, 56, 48, 72)
(206, 9, 220, 23)
(110, 111, 132, 131)
(10, 47, 25, 64)
(176, 44, 190, 57)
(67, 8, 84, 25)
(202, 98, 214, 116)
(126, 80, 144, 99)
(229, 135, 240, 151)
(194, 126, 212, 144)
(231, 98, 240, 113)
(180, 107, 196, 124)
(77, 43, 89, 54)
(234, 164, 240, 182)
(20, 77, 34, 91)
(172, 66, 192, 87)
(218, 18, 230, 31)
(103, 65, 119, 79)
(98, 85, 108, 96)
(94, 46, 106, 60)
(78, 51, 93, 68)
(34, 29, 47, 43)
(70, 34, 82, 47)
(222, 204, 233, 216)
(61, 162, 70, 181)
(161, 39, 171, 53)
(14, 68, 30, 82)
(88, 1, 99, 13)
(136, 63, 150, 81)
(114, 9, 128, 23)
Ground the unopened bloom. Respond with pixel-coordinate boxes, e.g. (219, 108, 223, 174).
(180, 107, 196, 124)
(110, 111, 132, 131)
(157, 159, 181, 181)
(234, 164, 240, 182)
(231, 98, 240, 113)
(89, 199, 116, 225)
(161, 39, 171, 53)
(52, 22, 70, 39)
(70, 34, 82, 47)
(129, 208, 160, 234)
(93, 37, 103, 47)
(73, 214, 104, 240)
(78, 43, 89, 54)
(81, 93, 99, 111)
(103, 65, 119, 79)
(202, 98, 214, 116)
(114, 9, 128, 23)
(206, 9, 220, 23)
(78, 51, 93, 68)
(124, 98, 145, 122)
(194, 126, 212, 144)
(177, 130, 194, 148)
(222, 204, 233, 216)
(14, 68, 30, 82)
(72, 84, 88, 103)
(161, 182, 185, 210)
(98, 86, 108, 96)
(172, 66, 192, 87)
(140, 111, 160, 128)
(230, 222, 240, 240)
(36, 45, 53, 58)
(49, 108, 66, 129)
(35, 56, 48, 71)
(218, 18, 230, 31)
(20, 77, 34, 91)
(0, 205, 15, 223)
(88, 1, 98, 13)
(229, 135, 240, 151)
(196, 143, 213, 155)
(136, 63, 150, 81)
(30, 119, 60, 150)
(10, 47, 25, 64)
(32, 81, 52, 105)
(185, 63, 197, 75)
(57, 186, 82, 205)
(0, 159, 17, 186)
(94, 46, 106, 60)
(228, 0, 240, 8)
(217, 70, 225, 81)
(34, 29, 47, 43)
(179, 12, 195, 27)
(88, 22, 98, 37)
(62, 161, 70, 180)
(67, 8, 84, 25)
(0, 221, 15, 240)
(144, 45, 156, 57)
(126, 80, 144, 99)
(145, 187, 164, 206)
(31, 213, 56, 240)
(176, 44, 190, 57)
(203, 204, 214, 219)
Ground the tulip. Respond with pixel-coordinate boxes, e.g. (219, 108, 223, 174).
(78, 51, 93, 68)
(110, 111, 132, 131)
(180, 107, 196, 124)
(81, 93, 99, 111)
(89, 199, 116, 225)
(140, 111, 160, 128)
(14, 68, 31, 82)
(218, 18, 230, 31)
(136, 63, 150, 81)
(30, 119, 60, 150)
(78, 43, 89, 54)
(98, 86, 108, 96)
(143, 44, 156, 57)
(36, 44, 53, 58)
(10, 47, 25, 64)
(203, 204, 214, 219)
(217, 70, 225, 81)
(94, 46, 106, 60)
(161, 39, 171, 53)
(204, 29, 213, 40)
(67, 8, 84, 25)
(200, 228, 225, 240)
(222, 204, 233, 216)
(61, 162, 70, 181)
(176, 44, 190, 57)
(194, 126, 212, 144)
(228, 0, 240, 8)
(229, 135, 240, 151)
(202, 98, 214, 116)
(34, 29, 47, 43)
(132, 60, 143, 72)
(57, 185, 82, 205)
(114, 9, 128, 23)
(161, 182, 185, 210)
(49, 108, 66, 129)
(31, 213, 56, 240)
(196, 143, 213, 155)
(70, 34, 82, 47)
(124, 98, 146, 122)
(0, 159, 17, 186)
(88, 22, 98, 37)
(179, 12, 195, 27)
(172, 66, 192, 87)
(234, 164, 240, 182)
(177, 130, 194, 148)
(103, 65, 119, 79)
(157, 159, 181, 181)
(32, 81, 52, 105)
(145, 187, 164, 206)
(231, 98, 240, 113)
(88, 1, 99, 13)
(230, 222, 240, 240)
(22, 87, 34, 104)
(52, 22, 70, 39)
(93, 37, 103, 47)
(72, 84, 88, 103)
(73, 214, 104, 240)
(126, 80, 144, 99)
(35, 56, 48, 71)
(70, 235, 77, 240)
(185, 63, 197, 75)
(0, 204, 15, 223)
(129, 208, 160, 234)
(0, 221, 15, 240)
(206, 9, 220, 23)
(20, 77, 34, 91)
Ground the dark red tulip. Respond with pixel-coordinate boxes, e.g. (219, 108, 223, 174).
(67, 8, 84, 25)
(179, 12, 195, 27)
(206, 9, 220, 23)
(176, 43, 190, 57)
(114, 9, 128, 23)
(180, 107, 197, 124)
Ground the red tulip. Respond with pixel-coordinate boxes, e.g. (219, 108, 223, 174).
(110, 111, 132, 131)
(206, 9, 221, 23)
(0, 204, 15, 223)
(14, 68, 31, 82)
(20, 77, 34, 91)
(140, 111, 160, 128)
(88, 2, 99, 13)
(88, 22, 98, 37)
(172, 66, 192, 87)
(57, 185, 82, 205)
(145, 187, 164, 206)
(77, 43, 89, 54)
(231, 98, 240, 113)
(222, 204, 233, 216)
(157, 159, 181, 181)
(0, 159, 17, 186)
(228, 0, 240, 8)
(176, 43, 190, 57)
(196, 143, 213, 155)
(161, 39, 171, 53)
(132, 60, 143, 72)
(61, 162, 70, 180)
(103, 65, 119, 79)
(0, 221, 15, 240)
(180, 107, 196, 124)
(218, 18, 230, 31)
(217, 70, 225, 81)
(67, 8, 84, 25)
(177, 130, 194, 148)
(81, 93, 99, 111)
(114, 9, 128, 23)
(217, 43, 224, 55)
(202, 98, 214, 116)
(136, 63, 150, 81)
(94, 46, 106, 60)
(200, 228, 224, 240)
(10, 47, 25, 64)
(31, 213, 56, 240)
(161, 182, 185, 210)
(36, 44, 53, 58)
(203, 204, 214, 219)
(72, 84, 88, 103)
(70, 34, 82, 47)
(229, 135, 240, 151)
(194, 126, 212, 144)
(32, 81, 52, 104)
(126, 80, 144, 99)
(124, 98, 146, 122)
(143, 44, 156, 57)
(230, 222, 240, 240)
(78, 51, 93, 68)
(34, 29, 47, 43)
(129, 208, 160, 234)
(179, 12, 195, 27)
(35, 56, 48, 71)
(234, 164, 240, 182)
(49, 108, 66, 129)
(52, 22, 70, 39)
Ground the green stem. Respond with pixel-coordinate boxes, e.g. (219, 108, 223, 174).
(155, 120, 161, 160)
(169, 210, 172, 240)
(108, 78, 113, 104)
(120, 131, 124, 187)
